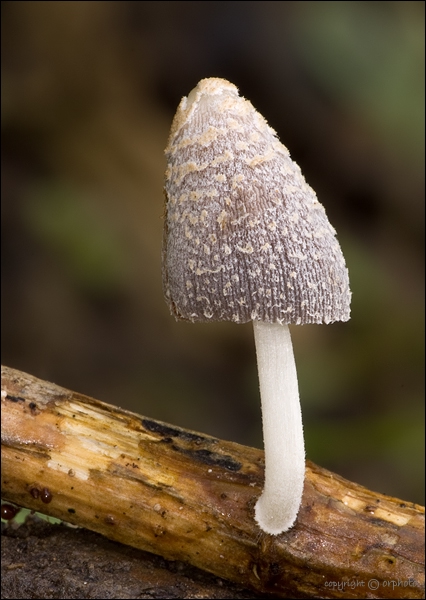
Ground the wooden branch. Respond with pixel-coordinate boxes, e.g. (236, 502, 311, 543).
(1, 365, 424, 599)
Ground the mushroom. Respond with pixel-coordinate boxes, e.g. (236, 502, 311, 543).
(162, 78, 351, 535)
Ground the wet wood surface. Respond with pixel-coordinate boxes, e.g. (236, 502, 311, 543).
(1, 365, 424, 598)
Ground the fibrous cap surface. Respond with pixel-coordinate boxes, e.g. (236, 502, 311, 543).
(163, 78, 351, 325)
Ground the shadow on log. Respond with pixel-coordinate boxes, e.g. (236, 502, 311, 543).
(1, 365, 425, 599)
(2, 517, 269, 599)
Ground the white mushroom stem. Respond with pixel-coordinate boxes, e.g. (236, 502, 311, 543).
(252, 320, 305, 535)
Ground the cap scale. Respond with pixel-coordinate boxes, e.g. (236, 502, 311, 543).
(163, 78, 351, 325)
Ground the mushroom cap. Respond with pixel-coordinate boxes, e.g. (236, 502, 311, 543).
(163, 78, 351, 325)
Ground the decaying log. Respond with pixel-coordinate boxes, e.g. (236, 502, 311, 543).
(1, 365, 424, 599)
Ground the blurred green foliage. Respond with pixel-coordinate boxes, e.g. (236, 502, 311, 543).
(296, 2, 424, 164)
(24, 182, 128, 293)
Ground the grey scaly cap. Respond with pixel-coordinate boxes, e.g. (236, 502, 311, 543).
(163, 78, 351, 325)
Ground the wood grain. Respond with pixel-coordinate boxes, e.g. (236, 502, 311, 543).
(1, 365, 424, 598)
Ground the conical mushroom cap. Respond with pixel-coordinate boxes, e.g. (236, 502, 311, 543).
(163, 78, 351, 325)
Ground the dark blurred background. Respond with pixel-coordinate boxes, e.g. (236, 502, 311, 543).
(2, 1, 424, 505)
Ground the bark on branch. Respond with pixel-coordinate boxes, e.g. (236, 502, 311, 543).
(1, 365, 424, 599)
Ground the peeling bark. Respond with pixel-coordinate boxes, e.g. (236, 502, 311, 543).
(1, 365, 424, 599)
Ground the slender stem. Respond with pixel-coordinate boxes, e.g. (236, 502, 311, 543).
(252, 321, 305, 534)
